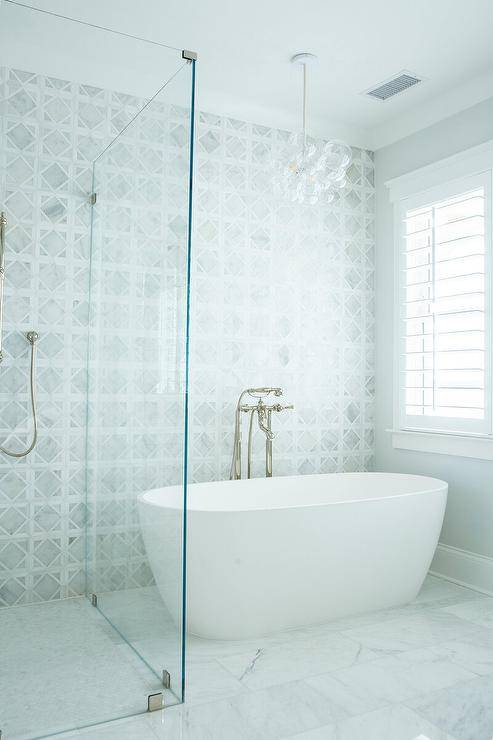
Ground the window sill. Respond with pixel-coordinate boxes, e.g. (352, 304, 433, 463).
(388, 429, 493, 461)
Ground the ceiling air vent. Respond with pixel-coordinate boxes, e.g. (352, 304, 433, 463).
(364, 72, 423, 101)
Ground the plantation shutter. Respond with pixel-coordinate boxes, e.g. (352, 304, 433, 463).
(399, 174, 491, 435)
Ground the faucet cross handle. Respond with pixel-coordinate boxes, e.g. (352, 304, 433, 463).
(271, 403, 294, 412)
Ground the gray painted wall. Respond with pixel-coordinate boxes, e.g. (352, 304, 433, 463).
(375, 96, 493, 559)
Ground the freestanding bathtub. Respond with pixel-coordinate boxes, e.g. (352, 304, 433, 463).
(138, 472, 447, 640)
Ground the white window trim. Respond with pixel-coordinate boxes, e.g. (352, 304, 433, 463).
(389, 428, 493, 461)
(386, 139, 493, 460)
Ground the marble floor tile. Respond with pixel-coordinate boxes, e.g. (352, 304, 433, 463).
(56, 715, 158, 739)
(94, 586, 183, 683)
(130, 640, 247, 706)
(407, 674, 493, 740)
(440, 597, 493, 629)
(0, 598, 164, 740)
(148, 681, 338, 740)
(341, 609, 482, 655)
(413, 576, 488, 609)
(306, 647, 476, 712)
(283, 725, 337, 739)
(185, 629, 300, 663)
(94, 586, 177, 643)
(288, 705, 458, 740)
(216, 632, 377, 690)
(55, 703, 459, 740)
(184, 659, 248, 705)
(430, 627, 493, 676)
(304, 670, 384, 719)
(4, 575, 488, 740)
(148, 700, 266, 740)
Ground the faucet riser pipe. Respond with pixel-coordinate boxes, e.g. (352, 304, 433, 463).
(266, 409, 273, 478)
(247, 410, 255, 479)
(230, 387, 293, 481)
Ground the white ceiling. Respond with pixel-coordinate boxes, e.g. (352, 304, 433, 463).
(4, 0, 493, 149)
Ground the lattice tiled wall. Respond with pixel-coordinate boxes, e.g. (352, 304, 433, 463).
(190, 114, 375, 482)
(0, 66, 375, 607)
(85, 90, 191, 597)
(0, 67, 159, 605)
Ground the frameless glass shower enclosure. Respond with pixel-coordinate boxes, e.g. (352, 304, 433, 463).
(0, 2, 194, 736)
(86, 54, 195, 708)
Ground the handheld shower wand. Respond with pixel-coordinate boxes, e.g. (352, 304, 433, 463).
(0, 212, 39, 457)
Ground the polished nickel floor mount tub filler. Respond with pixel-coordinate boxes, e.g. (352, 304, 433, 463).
(230, 387, 294, 479)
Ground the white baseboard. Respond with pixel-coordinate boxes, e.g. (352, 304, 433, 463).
(430, 543, 493, 597)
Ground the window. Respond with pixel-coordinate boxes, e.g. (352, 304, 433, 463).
(396, 172, 492, 438)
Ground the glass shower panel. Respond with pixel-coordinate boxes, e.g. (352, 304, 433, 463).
(86, 60, 194, 706)
(0, 0, 194, 735)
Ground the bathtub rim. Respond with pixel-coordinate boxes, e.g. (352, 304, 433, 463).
(137, 472, 448, 514)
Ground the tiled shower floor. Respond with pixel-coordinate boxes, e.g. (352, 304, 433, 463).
(0, 597, 167, 739)
(4, 576, 493, 739)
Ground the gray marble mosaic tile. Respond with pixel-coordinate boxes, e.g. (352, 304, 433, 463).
(0, 66, 375, 606)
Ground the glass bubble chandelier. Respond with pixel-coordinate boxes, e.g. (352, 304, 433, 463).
(275, 53, 352, 205)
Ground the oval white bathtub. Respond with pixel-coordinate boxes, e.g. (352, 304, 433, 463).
(138, 472, 447, 640)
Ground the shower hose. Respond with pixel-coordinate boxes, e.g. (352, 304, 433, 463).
(0, 331, 39, 457)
